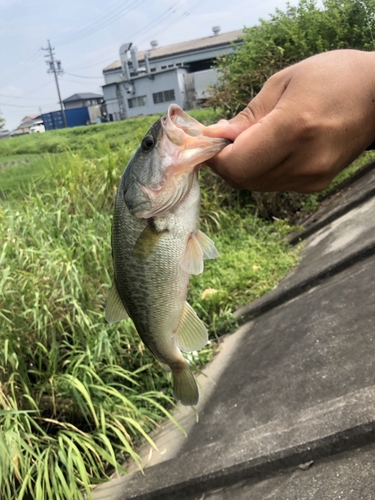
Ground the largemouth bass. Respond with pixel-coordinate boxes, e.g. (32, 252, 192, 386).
(106, 105, 228, 406)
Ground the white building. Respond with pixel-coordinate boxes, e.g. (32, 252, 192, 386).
(102, 27, 243, 121)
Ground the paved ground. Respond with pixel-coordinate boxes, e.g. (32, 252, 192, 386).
(202, 443, 375, 500)
(93, 161, 375, 500)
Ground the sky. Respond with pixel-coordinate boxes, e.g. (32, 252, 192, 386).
(0, 0, 303, 131)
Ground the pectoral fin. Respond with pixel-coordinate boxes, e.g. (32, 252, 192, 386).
(196, 230, 219, 260)
(175, 301, 208, 352)
(181, 230, 219, 275)
(105, 283, 129, 323)
(133, 221, 165, 259)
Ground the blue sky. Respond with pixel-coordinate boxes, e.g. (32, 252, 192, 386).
(0, 0, 302, 131)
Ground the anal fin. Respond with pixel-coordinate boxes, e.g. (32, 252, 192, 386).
(175, 301, 208, 352)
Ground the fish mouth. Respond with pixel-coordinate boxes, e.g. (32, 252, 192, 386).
(163, 105, 230, 160)
(137, 105, 229, 219)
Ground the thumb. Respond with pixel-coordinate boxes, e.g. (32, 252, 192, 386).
(204, 114, 256, 142)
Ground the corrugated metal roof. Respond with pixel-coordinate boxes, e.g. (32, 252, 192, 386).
(63, 93, 103, 102)
(103, 29, 244, 72)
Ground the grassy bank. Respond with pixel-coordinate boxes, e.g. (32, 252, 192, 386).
(0, 109, 353, 499)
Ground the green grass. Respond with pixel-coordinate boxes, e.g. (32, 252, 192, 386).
(0, 109, 299, 499)
(0, 109, 222, 159)
(0, 154, 55, 195)
(324, 151, 375, 193)
(2, 109, 373, 499)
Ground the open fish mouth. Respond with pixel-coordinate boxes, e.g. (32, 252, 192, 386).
(137, 105, 229, 218)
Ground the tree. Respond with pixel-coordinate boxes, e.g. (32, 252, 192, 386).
(0, 111, 5, 130)
(209, 0, 375, 116)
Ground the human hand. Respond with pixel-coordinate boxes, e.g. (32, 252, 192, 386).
(205, 50, 375, 193)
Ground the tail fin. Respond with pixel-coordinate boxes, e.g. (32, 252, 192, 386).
(172, 363, 199, 406)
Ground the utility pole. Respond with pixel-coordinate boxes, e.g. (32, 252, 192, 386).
(42, 40, 67, 128)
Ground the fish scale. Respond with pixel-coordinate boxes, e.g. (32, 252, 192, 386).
(112, 172, 197, 363)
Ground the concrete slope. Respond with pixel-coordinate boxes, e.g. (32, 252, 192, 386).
(93, 162, 375, 500)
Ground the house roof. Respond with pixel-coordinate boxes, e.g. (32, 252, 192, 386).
(63, 93, 103, 103)
(103, 29, 244, 72)
(17, 115, 42, 129)
(21, 114, 40, 122)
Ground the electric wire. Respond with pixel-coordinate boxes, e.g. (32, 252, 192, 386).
(64, 72, 104, 80)
(65, 0, 195, 72)
(0, 50, 43, 87)
(56, 0, 145, 46)
(135, 0, 211, 47)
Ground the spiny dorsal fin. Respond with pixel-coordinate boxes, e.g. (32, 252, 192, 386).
(181, 230, 219, 275)
(175, 301, 208, 352)
(133, 221, 165, 260)
(105, 283, 129, 323)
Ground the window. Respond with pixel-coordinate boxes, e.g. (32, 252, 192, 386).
(168, 64, 174, 68)
(151, 68, 156, 72)
(152, 89, 175, 105)
(128, 96, 147, 108)
(161, 65, 167, 69)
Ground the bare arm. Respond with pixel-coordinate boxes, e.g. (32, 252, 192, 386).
(205, 50, 375, 193)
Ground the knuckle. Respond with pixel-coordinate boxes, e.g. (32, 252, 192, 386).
(238, 103, 257, 123)
(267, 71, 284, 86)
(311, 157, 334, 178)
(293, 111, 319, 142)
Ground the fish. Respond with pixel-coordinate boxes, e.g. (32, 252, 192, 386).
(105, 104, 229, 406)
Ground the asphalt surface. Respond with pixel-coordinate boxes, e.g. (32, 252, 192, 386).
(93, 161, 375, 500)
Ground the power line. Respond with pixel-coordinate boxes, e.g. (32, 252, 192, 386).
(64, 1, 188, 73)
(65, 43, 120, 72)
(67, 0, 210, 73)
(64, 72, 104, 80)
(55, 0, 131, 45)
(130, 0, 188, 45)
(0, 102, 43, 109)
(61, 77, 102, 93)
(0, 94, 55, 101)
(0, 50, 43, 87)
(56, 0, 144, 46)
(135, 0, 211, 46)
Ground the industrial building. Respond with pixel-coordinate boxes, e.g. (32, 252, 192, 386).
(102, 27, 243, 121)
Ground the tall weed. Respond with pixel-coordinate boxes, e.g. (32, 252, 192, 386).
(0, 109, 298, 498)
(0, 150, 179, 499)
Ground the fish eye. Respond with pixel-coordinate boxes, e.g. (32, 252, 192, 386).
(141, 135, 155, 151)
